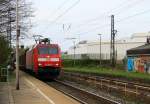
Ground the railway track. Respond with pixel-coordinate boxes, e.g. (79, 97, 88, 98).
(63, 72, 150, 101)
(61, 72, 150, 104)
(47, 80, 121, 104)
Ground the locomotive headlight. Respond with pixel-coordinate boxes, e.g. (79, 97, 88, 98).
(50, 58, 59, 61)
(38, 58, 47, 61)
(38, 63, 42, 66)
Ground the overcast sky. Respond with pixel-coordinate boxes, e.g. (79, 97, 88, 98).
(22, 0, 150, 51)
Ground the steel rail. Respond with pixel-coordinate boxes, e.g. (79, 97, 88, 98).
(51, 79, 121, 104)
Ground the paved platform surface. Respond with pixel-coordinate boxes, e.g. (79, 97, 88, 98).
(0, 71, 80, 104)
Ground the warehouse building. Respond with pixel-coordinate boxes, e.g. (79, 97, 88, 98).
(66, 33, 150, 60)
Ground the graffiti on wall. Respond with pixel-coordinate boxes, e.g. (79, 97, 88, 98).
(134, 58, 140, 72)
(128, 56, 150, 73)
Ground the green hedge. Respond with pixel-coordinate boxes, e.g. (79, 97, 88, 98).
(62, 59, 125, 70)
(63, 59, 110, 67)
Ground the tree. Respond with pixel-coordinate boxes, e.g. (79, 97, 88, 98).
(0, 0, 34, 47)
(0, 35, 11, 66)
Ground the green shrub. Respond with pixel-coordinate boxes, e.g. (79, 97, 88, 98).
(0, 35, 11, 66)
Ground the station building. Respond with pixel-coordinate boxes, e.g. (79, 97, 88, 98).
(66, 33, 150, 60)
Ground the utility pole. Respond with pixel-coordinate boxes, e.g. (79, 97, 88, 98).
(8, 6, 12, 48)
(9, 7, 12, 47)
(110, 15, 116, 67)
(98, 34, 102, 67)
(65, 38, 76, 66)
(16, 0, 20, 90)
(73, 40, 76, 66)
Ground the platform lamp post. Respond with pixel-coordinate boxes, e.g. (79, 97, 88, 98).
(65, 38, 76, 66)
(98, 34, 102, 67)
(15, 0, 20, 90)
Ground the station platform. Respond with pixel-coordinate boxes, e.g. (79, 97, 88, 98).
(0, 71, 80, 104)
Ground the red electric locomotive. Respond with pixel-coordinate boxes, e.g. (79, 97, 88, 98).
(26, 38, 62, 78)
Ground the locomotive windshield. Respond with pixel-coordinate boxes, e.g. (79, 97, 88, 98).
(38, 47, 58, 54)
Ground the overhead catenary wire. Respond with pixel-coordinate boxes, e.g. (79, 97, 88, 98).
(74, 0, 131, 27)
(114, 0, 145, 15)
(73, 0, 143, 30)
(39, 0, 140, 38)
(117, 8, 150, 23)
(48, 0, 70, 20)
(72, 0, 148, 35)
(75, 23, 110, 36)
(74, 8, 150, 36)
(29, 0, 150, 47)
(39, 0, 80, 35)
(51, 0, 80, 23)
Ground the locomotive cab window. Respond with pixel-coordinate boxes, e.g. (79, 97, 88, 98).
(38, 47, 58, 54)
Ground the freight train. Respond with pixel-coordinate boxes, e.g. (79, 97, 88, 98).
(19, 38, 62, 79)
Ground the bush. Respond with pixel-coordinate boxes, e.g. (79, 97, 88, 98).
(0, 35, 11, 66)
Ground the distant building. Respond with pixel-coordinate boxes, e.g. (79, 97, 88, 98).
(67, 33, 150, 60)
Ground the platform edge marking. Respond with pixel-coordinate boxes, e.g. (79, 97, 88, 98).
(24, 78, 55, 104)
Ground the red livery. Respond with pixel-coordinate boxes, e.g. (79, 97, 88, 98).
(26, 40, 62, 78)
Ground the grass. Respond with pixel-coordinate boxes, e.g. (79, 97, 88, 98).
(64, 66, 150, 81)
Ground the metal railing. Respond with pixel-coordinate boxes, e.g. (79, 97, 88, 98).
(0, 67, 9, 82)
